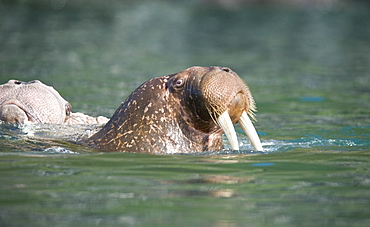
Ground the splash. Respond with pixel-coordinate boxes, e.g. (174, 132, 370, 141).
(43, 146, 78, 154)
(252, 136, 361, 153)
(0, 121, 367, 154)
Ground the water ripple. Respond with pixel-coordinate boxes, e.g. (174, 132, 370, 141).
(259, 136, 361, 153)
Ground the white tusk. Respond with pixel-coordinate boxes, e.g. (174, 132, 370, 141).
(239, 111, 263, 151)
(217, 111, 239, 150)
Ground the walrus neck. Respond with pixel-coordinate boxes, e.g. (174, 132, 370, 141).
(176, 103, 223, 152)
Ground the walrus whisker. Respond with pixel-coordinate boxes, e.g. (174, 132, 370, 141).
(239, 111, 263, 151)
(217, 110, 239, 151)
(207, 105, 222, 127)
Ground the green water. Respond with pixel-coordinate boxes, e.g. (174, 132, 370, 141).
(1, 0, 370, 226)
(1, 152, 369, 226)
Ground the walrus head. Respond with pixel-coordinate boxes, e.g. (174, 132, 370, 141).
(0, 80, 71, 124)
(87, 66, 263, 154)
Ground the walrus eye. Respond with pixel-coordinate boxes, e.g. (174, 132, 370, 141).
(174, 78, 185, 88)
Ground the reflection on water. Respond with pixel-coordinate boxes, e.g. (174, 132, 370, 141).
(1, 151, 369, 226)
(0, 0, 370, 226)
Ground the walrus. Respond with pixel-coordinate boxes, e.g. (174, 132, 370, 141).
(0, 79, 108, 125)
(87, 66, 263, 153)
(0, 80, 71, 124)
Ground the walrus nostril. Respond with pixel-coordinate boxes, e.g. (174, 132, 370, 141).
(221, 67, 230, 72)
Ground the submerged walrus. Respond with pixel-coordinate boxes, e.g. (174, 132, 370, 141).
(0, 80, 71, 124)
(0, 80, 108, 125)
(87, 66, 263, 153)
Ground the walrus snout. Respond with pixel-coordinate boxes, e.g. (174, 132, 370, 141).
(198, 66, 253, 118)
(192, 66, 263, 151)
(227, 92, 247, 122)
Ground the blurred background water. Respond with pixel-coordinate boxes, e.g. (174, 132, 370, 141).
(0, 0, 369, 226)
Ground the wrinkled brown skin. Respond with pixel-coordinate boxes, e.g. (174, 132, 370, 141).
(0, 80, 71, 124)
(87, 66, 255, 154)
